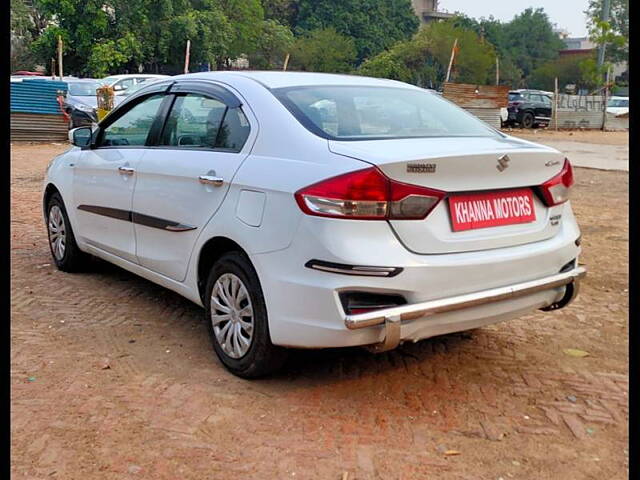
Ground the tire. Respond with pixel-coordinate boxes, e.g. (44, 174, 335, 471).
(46, 192, 90, 272)
(521, 112, 535, 129)
(204, 252, 288, 378)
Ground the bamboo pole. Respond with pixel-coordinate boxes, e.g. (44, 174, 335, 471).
(283, 53, 290, 71)
(602, 66, 611, 131)
(184, 39, 191, 74)
(445, 38, 458, 83)
(51, 58, 56, 80)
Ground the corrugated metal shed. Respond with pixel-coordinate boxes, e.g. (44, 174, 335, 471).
(465, 107, 502, 129)
(11, 113, 68, 142)
(442, 83, 510, 108)
(10, 79, 69, 141)
(11, 79, 68, 115)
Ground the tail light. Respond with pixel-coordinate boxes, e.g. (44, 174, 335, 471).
(295, 167, 445, 220)
(539, 159, 574, 206)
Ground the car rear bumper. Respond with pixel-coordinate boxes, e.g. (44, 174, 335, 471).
(251, 208, 582, 349)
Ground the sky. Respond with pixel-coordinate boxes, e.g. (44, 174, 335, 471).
(439, 0, 591, 37)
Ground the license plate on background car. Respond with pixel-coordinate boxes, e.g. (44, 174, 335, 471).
(448, 188, 536, 232)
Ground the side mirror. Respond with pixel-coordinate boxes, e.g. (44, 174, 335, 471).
(69, 127, 92, 147)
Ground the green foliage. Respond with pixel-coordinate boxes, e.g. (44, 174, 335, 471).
(358, 21, 496, 89)
(248, 19, 294, 69)
(87, 33, 143, 78)
(263, 0, 299, 28)
(586, 0, 628, 64)
(11, 0, 38, 70)
(296, 0, 418, 64)
(289, 28, 356, 73)
(529, 54, 604, 92)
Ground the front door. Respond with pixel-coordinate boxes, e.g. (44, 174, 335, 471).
(131, 91, 254, 281)
(72, 94, 165, 263)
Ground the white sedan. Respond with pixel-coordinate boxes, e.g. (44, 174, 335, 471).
(43, 72, 585, 377)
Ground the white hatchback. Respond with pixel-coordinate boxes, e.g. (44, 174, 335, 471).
(43, 72, 585, 377)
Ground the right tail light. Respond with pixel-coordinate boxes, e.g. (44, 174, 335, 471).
(539, 158, 574, 206)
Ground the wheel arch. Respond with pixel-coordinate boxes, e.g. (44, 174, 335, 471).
(197, 236, 252, 303)
(43, 183, 62, 217)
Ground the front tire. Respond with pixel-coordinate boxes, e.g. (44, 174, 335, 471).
(46, 192, 90, 272)
(204, 252, 288, 378)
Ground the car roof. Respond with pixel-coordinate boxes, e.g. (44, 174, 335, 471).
(178, 71, 419, 90)
(103, 74, 169, 79)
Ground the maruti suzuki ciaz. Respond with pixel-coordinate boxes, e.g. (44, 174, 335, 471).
(43, 72, 585, 378)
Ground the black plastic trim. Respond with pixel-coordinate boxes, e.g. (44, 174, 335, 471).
(77, 205, 196, 232)
(305, 259, 403, 277)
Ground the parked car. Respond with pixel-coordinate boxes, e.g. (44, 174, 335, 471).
(505, 90, 553, 128)
(607, 96, 629, 116)
(62, 79, 103, 128)
(43, 72, 585, 377)
(100, 74, 170, 95)
(112, 78, 165, 107)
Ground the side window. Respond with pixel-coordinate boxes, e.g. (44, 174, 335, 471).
(99, 94, 164, 147)
(160, 94, 227, 148)
(530, 94, 543, 103)
(160, 94, 250, 152)
(542, 96, 552, 106)
(215, 107, 251, 151)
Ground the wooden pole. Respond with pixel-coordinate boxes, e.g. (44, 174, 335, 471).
(445, 38, 458, 83)
(283, 53, 290, 71)
(51, 58, 56, 80)
(184, 39, 191, 74)
(57, 36, 63, 80)
(495, 57, 499, 85)
(554, 77, 559, 131)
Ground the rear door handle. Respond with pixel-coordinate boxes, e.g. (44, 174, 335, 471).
(199, 175, 224, 187)
(118, 166, 135, 175)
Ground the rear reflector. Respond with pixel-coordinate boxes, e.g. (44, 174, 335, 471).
(539, 159, 574, 206)
(295, 167, 445, 220)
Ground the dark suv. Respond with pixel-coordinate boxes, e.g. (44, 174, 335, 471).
(505, 90, 553, 128)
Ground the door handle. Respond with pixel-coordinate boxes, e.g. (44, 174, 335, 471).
(118, 166, 135, 175)
(199, 175, 224, 187)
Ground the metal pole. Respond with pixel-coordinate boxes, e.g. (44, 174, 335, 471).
(184, 39, 191, 74)
(602, 66, 610, 131)
(445, 38, 458, 83)
(554, 77, 559, 130)
(283, 53, 290, 71)
(597, 0, 611, 67)
(57, 36, 63, 80)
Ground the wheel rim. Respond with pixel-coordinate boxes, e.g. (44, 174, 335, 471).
(210, 273, 254, 359)
(48, 205, 66, 261)
(523, 114, 533, 128)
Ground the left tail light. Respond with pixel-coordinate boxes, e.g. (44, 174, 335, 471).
(294, 167, 445, 220)
(539, 158, 574, 206)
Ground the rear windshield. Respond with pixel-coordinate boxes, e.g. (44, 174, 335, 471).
(273, 85, 499, 141)
(508, 92, 523, 101)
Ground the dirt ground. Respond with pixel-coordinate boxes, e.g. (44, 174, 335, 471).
(11, 143, 628, 479)
(506, 128, 629, 146)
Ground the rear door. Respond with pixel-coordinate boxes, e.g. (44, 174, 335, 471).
(131, 81, 255, 282)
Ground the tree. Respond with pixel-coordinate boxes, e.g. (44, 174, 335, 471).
(501, 8, 565, 79)
(11, 0, 37, 70)
(263, 0, 299, 29)
(296, 0, 418, 64)
(289, 28, 356, 73)
(359, 20, 497, 89)
(248, 19, 294, 69)
(529, 54, 600, 92)
(586, 0, 628, 64)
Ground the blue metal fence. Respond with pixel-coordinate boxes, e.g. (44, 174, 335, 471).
(10, 79, 68, 115)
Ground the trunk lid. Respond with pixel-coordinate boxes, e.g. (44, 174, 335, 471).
(329, 135, 567, 254)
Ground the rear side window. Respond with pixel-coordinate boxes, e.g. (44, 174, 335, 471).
(99, 94, 164, 147)
(160, 94, 250, 152)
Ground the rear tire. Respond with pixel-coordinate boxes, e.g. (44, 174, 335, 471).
(521, 112, 534, 129)
(204, 252, 288, 378)
(46, 192, 90, 272)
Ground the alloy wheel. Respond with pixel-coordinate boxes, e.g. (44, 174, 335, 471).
(48, 205, 66, 261)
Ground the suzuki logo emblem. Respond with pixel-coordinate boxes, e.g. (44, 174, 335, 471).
(496, 154, 510, 172)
